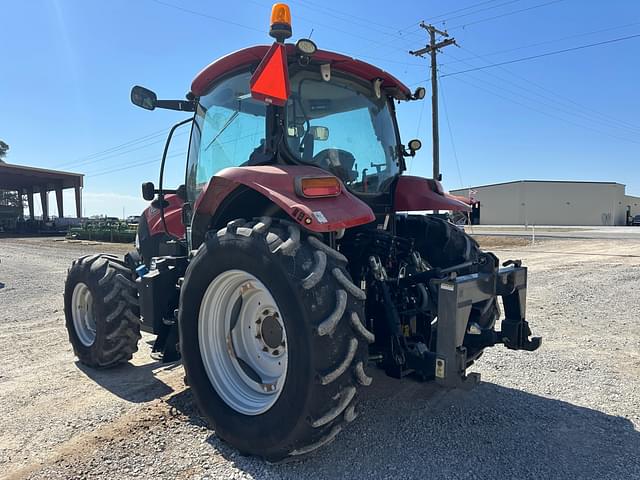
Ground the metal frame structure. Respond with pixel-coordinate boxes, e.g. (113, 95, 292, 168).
(0, 163, 83, 220)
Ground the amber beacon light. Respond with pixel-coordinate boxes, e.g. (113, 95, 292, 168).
(269, 3, 292, 42)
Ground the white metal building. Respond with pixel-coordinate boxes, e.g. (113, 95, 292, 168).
(450, 180, 640, 226)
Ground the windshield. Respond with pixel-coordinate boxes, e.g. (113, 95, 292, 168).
(285, 71, 400, 194)
(186, 71, 267, 202)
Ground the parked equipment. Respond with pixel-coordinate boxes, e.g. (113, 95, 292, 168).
(64, 4, 540, 462)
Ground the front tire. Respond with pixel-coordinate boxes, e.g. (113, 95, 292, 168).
(179, 218, 373, 462)
(64, 254, 141, 367)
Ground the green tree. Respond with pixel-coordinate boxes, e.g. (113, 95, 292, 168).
(0, 140, 8, 163)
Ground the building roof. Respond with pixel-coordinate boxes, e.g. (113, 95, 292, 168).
(0, 163, 83, 192)
(191, 44, 412, 99)
(450, 179, 624, 192)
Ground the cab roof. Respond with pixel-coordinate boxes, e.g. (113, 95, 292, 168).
(191, 44, 412, 100)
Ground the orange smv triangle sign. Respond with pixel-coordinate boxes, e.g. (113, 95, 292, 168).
(250, 43, 290, 107)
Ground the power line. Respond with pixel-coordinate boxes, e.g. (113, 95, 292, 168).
(82, 147, 174, 175)
(447, 0, 566, 30)
(446, 65, 640, 142)
(425, 0, 516, 22)
(83, 130, 264, 177)
(455, 45, 640, 134)
(61, 129, 188, 171)
(439, 21, 640, 67)
(434, 0, 524, 24)
(86, 150, 186, 178)
(393, 1, 521, 44)
(441, 49, 640, 135)
(442, 73, 640, 146)
(441, 33, 640, 77)
(291, 0, 410, 36)
(54, 127, 171, 168)
(397, 0, 517, 31)
(151, 0, 264, 33)
(390, 0, 564, 51)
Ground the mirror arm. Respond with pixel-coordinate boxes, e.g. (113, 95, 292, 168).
(155, 99, 196, 112)
(400, 145, 415, 158)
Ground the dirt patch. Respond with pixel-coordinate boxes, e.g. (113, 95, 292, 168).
(473, 235, 536, 249)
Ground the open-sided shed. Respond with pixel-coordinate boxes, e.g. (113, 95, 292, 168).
(0, 163, 83, 220)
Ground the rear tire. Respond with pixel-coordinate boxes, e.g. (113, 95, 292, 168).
(179, 218, 373, 462)
(396, 215, 500, 329)
(64, 254, 141, 367)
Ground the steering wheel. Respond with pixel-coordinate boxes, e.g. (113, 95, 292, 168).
(312, 149, 358, 183)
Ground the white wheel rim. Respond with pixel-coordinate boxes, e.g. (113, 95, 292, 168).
(199, 270, 288, 415)
(71, 282, 96, 347)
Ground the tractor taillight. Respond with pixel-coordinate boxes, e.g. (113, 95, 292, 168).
(296, 177, 341, 198)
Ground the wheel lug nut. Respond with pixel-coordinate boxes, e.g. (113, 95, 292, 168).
(262, 347, 269, 352)
(255, 334, 262, 339)
(273, 349, 279, 356)
(256, 319, 262, 324)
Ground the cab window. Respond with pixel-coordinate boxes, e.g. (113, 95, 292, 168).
(187, 71, 267, 202)
(285, 71, 400, 194)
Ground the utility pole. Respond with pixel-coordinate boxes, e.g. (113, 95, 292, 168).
(409, 22, 457, 182)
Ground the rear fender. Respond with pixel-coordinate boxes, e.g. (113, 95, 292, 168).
(193, 165, 375, 233)
(394, 176, 471, 212)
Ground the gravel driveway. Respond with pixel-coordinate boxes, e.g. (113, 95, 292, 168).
(1, 236, 639, 479)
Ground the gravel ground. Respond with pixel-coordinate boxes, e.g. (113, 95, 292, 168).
(1, 236, 639, 480)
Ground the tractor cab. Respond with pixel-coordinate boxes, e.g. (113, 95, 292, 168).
(184, 42, 424, 212)
(132, 29, 436, 242)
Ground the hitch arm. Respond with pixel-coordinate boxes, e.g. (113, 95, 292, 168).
(497, 274, 542, 351)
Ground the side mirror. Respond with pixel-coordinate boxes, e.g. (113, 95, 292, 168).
(408, 139, 422, 156)
(131, 86, 157, 110)
(142, 182, 156, 201)
(310, 126, 329, 141)
(412, 87, 426, 100)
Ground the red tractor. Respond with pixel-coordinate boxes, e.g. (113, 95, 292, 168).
(64, 4, 540, 462)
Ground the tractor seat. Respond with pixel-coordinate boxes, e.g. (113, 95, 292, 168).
(312, 148, 358, 183)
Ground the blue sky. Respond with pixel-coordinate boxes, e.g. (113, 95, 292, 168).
(1, 0, 639, 217)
